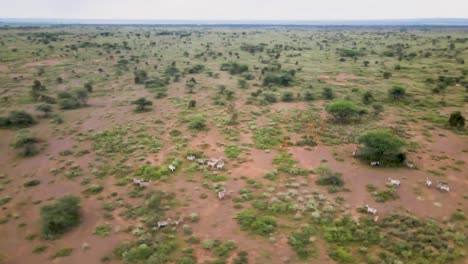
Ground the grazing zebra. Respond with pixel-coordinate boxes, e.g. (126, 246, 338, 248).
(169, 164, 176, 172)
(196, 159, 206, 165)
(406, 162, 415, 169)
(370, 161, 380, 167)
(365, 204, 378, 215)
(186, 155, 195, 161)
(133, 178, 143, 185)
(216, 162, 224, 170)
(425, 177, 432, 188)
(436, 182, 450, 192)
(157, 219, 171, 228)
(352, 147, 358, 157)
(139, 181, 151, 187)
(218, 187, 227, 200)
(207, 160, 217, 168)
(387, 178, 401, 187)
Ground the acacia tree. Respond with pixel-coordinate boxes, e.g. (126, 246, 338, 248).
(36, 104, 52, 117)
(448, 111, 465, 128)
(132, 97, 153, 112)
(358, 129, 406, 165)
(326, 100, 360, 123)
(388, 86, 406, 101)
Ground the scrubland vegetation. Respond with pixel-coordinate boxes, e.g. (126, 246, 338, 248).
(0, 25, 466, 264)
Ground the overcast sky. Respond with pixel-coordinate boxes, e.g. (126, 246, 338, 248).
(1, 0, 467, 20)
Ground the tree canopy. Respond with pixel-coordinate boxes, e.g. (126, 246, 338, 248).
(358, 129, 406, 165)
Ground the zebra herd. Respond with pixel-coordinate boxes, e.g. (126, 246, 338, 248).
(186, 155, 225, 170)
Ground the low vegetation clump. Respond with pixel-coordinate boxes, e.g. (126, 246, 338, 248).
(273, 150, 309, 176)
(57, 89, 89, 110)
(224, 145, 241, 158)
(314, 164, 345, 192)
(14, 130, 39, 157)
(188, 115, 208, 131)
(252, 127, 282, 149)
(23, 179, 41, 187)
(92, 126, 162, 154)
(40, 195, 81, 239)
(235, 210, 277, 236)
(220, 62, 249, 75)
(0, 111, 36, 128)
(371, 186, 399, 202)
(135, 164, 171, 181)
(263, 70, 294, 87)
(114, 191, 179, 263)
(131, 97, 153, 112)
(94, 223, 112, 237)
(448, 111, 465, 129)
(288, 226, 317, 259)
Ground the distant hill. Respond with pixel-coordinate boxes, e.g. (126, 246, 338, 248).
(1, 18, 468, 26)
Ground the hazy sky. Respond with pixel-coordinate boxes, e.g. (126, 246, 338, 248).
(1, 0, 467, 20)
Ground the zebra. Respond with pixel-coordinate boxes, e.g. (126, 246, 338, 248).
(186, 155, 195, 161)
(216, 162, 225, 170)
(218, 187, 227, 200)
(436, 182, 450, 192)
(365, 204, 378, 215)
(370, 161, 380, 167)
(169, 164, 176, 172)
(387, 178, 401, 187)
(425, 177, 432, 188)
(157, 219, 171, 228)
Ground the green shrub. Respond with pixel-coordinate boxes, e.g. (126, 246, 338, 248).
(322, 87, 335, 100)
(0, 196, 12, 206)
(58, 98, 81, 110)
(94, 223, 112, 237)
(135, 164, 170, 181)
(52, 248, 73, 258)
(220, 62, 248, 75)
(83, 184, 103, 195)
(288, 226, 317, 259)
(448, 111, 465, 128)
(281, 91, 295, 102)
(253, 127, 282, 149)
(388, 86, 406, 101)
(14, 130, 39, 157)
(131, 97, 153, 112)
(225, 145, 241, 158)
(23, 179, 41, 187)
(263, 71, 294, 87)
(326, 100, 360, 123)
(235, 210, 277, 236)
(358, 129, 406, 165)
(188, 115, 208, 131)
(373, 187, 399, 202)
(315, 165, 344, 187)
(262, 92, 278, 103)
(329, 247, 355, 263)
(0, 111, 36, 128)
(40, 195, 81, 239)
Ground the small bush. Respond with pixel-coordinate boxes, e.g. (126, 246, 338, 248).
(188, 115, 208, 131)
(288, 226, 317, 259)
(225, 145, 241, 158)
(235, 210, 277, 236)
(281, 91, 295, 102)
(40, 195, 81, 239)
(0, 111, 36, 128)
(448, 111, 465, 128)
(23, 179, 41, 187)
